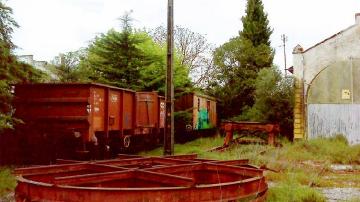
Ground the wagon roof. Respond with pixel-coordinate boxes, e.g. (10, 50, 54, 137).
(14, 82, 136, 92)
(192, 92, 217, 101)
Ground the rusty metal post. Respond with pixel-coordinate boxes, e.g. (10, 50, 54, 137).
(223, 123, 233, 146)
(164, 0, 174, 155)
(267, 132, 275, 146)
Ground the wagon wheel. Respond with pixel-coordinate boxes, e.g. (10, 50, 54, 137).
(123, 135, 131, 148)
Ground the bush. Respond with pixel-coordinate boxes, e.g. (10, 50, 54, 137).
(234, 66, 294, 140)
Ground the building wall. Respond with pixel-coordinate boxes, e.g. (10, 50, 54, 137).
(308, 104, 360, 144)
(306, 60, 360, 144)
(294, 24, 360, 98)
(293, 14, 360, 143)
(17, 55, 49, 72)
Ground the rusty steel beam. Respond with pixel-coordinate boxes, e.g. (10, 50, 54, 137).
(117, 154, 142, 159)
(163, 154, 198, 160)
(209, 159, 249, 166)
(56, 159, 84, 164)
(14, 163, 88, 176)
(54, 170, 134, 186)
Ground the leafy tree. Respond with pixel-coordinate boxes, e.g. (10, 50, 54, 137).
(0, 41, 45, 131)
(86, 14, 157, 90)
(210, 0, 274, 119)
(151, 25, 213, 85)
(237, 67, 294, 138)
(0, 1, 45, 131)
(0, 0, 18, 48)
(137, 37, 191, 93)
(85, 13, 191, 92)
(49, 49, 91, 82)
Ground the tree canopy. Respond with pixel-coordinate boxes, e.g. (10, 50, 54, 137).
(210, 0, 274, 118)
(151, 25, 213, 85)
(0, 41, 45, 131)
(0, 1, 45, 131)
(237, 67, 294, 138)
(48, 49, 90, 82)
(0, 1, 18, 48)
(83, 14, 191, 92)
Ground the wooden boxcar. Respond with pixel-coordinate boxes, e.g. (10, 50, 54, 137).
(13, 83, 164, 163)
(174, 92, 217, 141)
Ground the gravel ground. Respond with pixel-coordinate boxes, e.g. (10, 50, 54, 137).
(319, 188, 360, 202)
(0, 192, 14, 202)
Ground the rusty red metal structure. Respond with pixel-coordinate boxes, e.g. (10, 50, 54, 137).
(220, 121, 280, 148)
(11, 83, 165, 163)
(14, 154, 268, 202)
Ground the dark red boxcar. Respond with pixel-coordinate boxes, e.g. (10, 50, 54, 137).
(13, 83, 164, 163)
(174, 92, 217, 142)
(135, 92, 165, 135)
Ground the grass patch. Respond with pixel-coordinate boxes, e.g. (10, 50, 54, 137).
(279, 135, 360, 164)
(267, 181, 326, 202)
(346, 197, 360, 202)
(0, 168, 16, 197)
(140, 134, 360, 201)
(317, 172, 360, 188)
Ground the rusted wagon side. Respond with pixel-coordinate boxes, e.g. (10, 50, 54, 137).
(13, 83, 164, 163)
(127, 92, 165, 150)
(174, 92, 217, 142)
(135, 92, 165, 135)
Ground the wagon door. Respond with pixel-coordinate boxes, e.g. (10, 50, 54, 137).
(90, 87, 105, 138)
(122, 91, 135, 133)
(108, 90, 121, 131)
(135, 92, 158, 135)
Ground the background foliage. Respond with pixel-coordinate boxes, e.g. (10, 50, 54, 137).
(0, 1, 45, 131)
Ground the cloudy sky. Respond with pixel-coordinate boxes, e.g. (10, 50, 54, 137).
(8, 0, 360, 71)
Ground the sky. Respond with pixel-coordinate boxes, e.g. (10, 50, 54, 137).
(8, 0, 360, 72)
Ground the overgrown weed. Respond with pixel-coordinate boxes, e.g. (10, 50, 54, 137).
(140, 134, 360, 201)
(266, 181, 326, 202)
(0, 167, 16, 197)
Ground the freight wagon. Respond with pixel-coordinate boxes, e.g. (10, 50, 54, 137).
(174, 92, 217, 142)
(13, 83, 165, 163)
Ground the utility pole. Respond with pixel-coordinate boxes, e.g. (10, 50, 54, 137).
(164, 0, 174, 155)
(281, 34, 288, 76)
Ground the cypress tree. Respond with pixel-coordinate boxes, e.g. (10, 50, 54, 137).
(241, 0, 272, 47)
(239, 0, 274, 71)
(211, 0, 274, 118)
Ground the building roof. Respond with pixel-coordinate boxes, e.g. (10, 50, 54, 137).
(303, 24, 356, 53)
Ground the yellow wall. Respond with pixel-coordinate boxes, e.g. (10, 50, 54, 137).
(294, 79, 305, 139)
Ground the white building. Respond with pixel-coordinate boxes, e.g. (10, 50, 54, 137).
(293, 13, 360, 144)
(17, 55, 49, 72)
